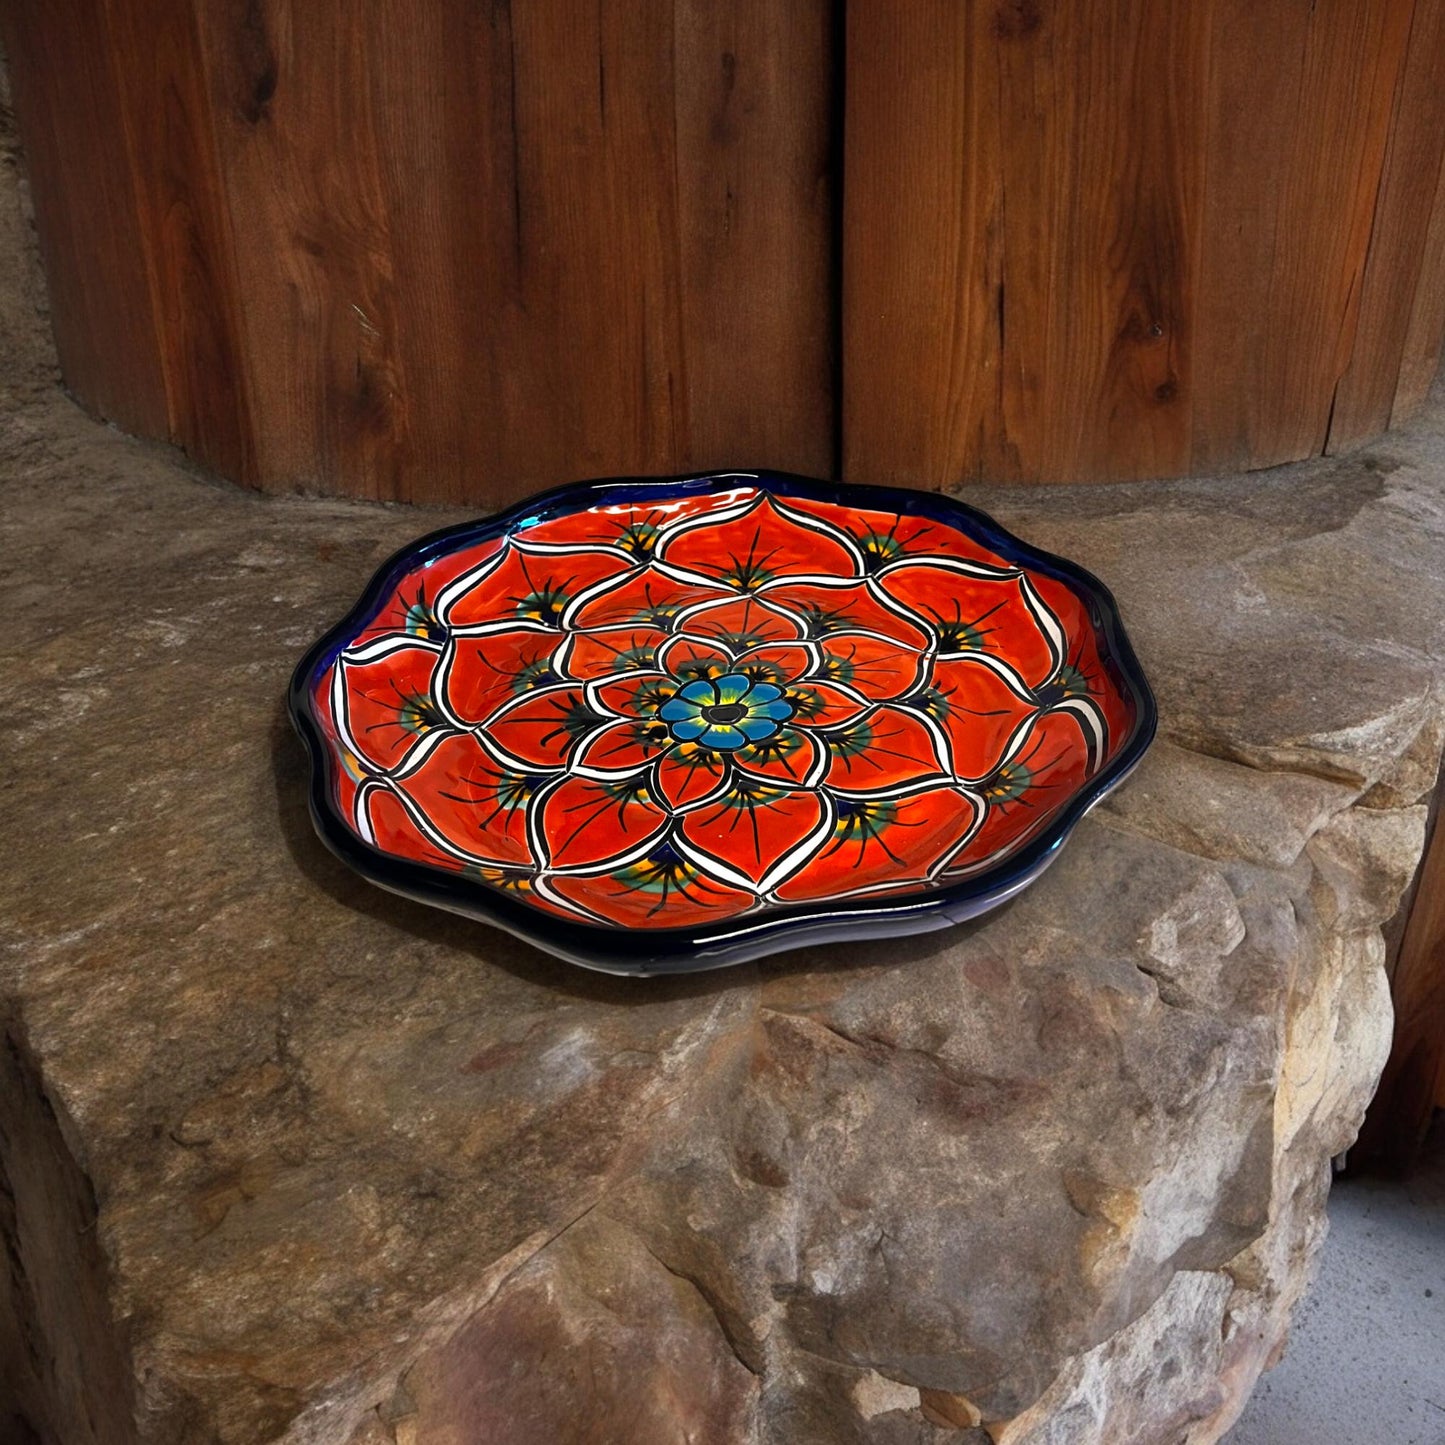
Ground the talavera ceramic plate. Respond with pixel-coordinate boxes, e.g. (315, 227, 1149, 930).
(290, 472, 1156, 974)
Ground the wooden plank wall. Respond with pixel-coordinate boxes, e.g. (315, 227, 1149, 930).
(0, 0, 837, 506)
(0, 0, 170, 439)
(843, 0, 1445, 487)
(1328, 0, 1445, 449)
(4, 0, 1445, 500)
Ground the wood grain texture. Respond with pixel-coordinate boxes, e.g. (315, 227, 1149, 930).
(1191, 0, 1411, 471)
(1393, 138, 1445, 423)
(0, 0, 168, 434)
(2, 0, 832, 505)
(843, 0, 1441, 488)
(62, 0, 836, 507)
(843, 0, 1213, 486)
(104, 0, 257, 483)
(190, 0, 417, 497)
(1327, 0, 1445, 451)
(6, 0, 1445, 496)
(672, 0, 836, 475)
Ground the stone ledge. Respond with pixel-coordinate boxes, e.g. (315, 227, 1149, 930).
(2, 383, 1443, 1445)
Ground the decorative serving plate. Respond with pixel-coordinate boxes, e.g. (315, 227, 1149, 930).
(290, 472, 1155, 974)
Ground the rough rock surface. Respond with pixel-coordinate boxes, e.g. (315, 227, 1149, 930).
(3, 76, 1445, 1445)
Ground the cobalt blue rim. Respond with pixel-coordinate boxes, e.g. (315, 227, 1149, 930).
(288, 470, 1158, 975)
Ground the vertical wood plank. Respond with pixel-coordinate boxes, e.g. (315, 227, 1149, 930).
(0, 0, 168, 434)
(506, 0, 691, 489)
(1247, 0, 1411, 463)
(672, 0, 836, 477)
(1184, 0, 1312, 473)
(1191, 0, 1416, 469)
(1325, 0, 1445, 452)
(191, 0, 414, 499)
(187, 0, 835, 505)
(843, 0, 1423, 488)
(1184, 0, 1413, 470)
(360, 0, 527, 505)
(995, 0, 1211, 484)
(1393, 154, 1445, 423)
(102, 0, 256, 483)
(842, 2, 1003, 486)
(844, 0, 1211, 488)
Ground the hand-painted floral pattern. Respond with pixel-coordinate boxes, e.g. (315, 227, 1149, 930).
(310, 483, 1139, 930)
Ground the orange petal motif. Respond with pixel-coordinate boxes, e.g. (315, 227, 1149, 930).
(335, 640, 450, 772)
(379, 732, 542, 865)
(775, 786, 980, 902)
(571, 717, 673, 776)
(924, 657, 1040, 781)
(675, 595, 800, 648)
(564, 626, 671, 680)
(301, 473, 1148, 958)
(813, 632, 929, 701)
(678, 784, 827, 889)
(780, 496, 1016, 574)
(942, 709, 1098, 874)
(659, 492, 863, 586)
(481, 686, 604, 769)
(549, 848, 756, 929)
(731, 728, 824, 790)
(442, 542, 633, 629)
(818, 706, 949, 792)
(538, 775, 670, 870)
(353, 539, 504, 644)
(759, 579, 930, 650)
(568, 564, 731, 630)
(443, 626, 568, 726)
(875, 565, 1059, 688)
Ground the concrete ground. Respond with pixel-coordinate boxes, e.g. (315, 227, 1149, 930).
(1228, 1120, 1445, 1445)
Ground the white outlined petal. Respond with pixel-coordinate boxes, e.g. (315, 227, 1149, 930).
(673, 593, 803, 645)
(341, 633, 445, 666)
(364, 777, 511, 867)
(658, 491, 863, 587)
(1020, 574, 1067, 680)
(434, 543, 510, 623)
(675, 787, 835, 895)
(655, 632, 737, 672)
(559, 560, 646, 629)
(876, 554, 1021, 584)
(1052, 696, 1107, 772)
(732, 727, 829, 791)
(942, 648, 1037, 700)
(766, 494, 868, 577)
(334, 643, 454, 775)
(568, 718, 673, 780)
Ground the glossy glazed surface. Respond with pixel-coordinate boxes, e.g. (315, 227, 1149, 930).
(291, 473, 1155, 971)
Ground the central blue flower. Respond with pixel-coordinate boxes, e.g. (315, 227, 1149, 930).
(659, 673, 793, 751)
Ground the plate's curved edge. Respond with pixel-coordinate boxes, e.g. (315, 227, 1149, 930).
(287, 470, 1159, 975)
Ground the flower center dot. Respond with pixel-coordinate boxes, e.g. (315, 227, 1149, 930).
(707, 703, 748, 724)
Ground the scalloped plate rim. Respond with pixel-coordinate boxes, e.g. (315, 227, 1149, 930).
(288, 469, 1158, 975)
